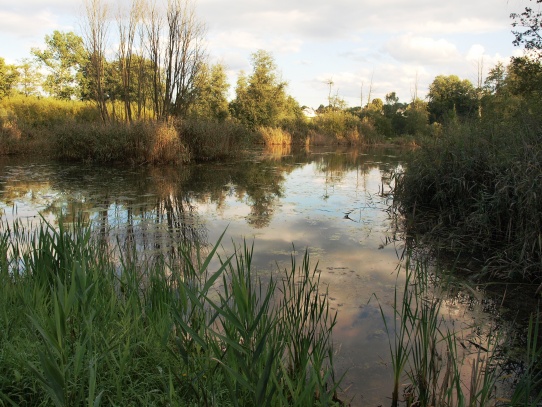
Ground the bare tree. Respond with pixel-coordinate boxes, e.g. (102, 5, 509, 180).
(143, 0, 206, 120)
(83, 0, 109, 122)
(81, 0, 110, 122)
(117, 0, 143, 122)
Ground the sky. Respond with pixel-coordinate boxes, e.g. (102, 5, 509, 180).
(0, 0, 531, 108)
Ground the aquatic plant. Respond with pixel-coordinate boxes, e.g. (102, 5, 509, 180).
(0, 217, 342, 406)
(393, 115, 542, 281)
(378, 254, 542, 407)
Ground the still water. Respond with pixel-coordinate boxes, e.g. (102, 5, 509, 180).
(0, 145, 482, 405)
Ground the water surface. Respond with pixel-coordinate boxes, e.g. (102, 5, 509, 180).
(0, 146, 416, 405)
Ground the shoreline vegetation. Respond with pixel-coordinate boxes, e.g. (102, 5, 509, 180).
(0, 95, 418, 164)
(0, 218, 343, 406)
(1, 218, 541, 406)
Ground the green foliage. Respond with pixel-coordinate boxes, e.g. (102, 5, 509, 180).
(0, 218, 342, 406)
(191, 63, 230, 120)
(16, 58, 43, 97)
(31, 31, 87, 100)
(230, 50, 297, 129)
(427, 75, 478, 123)
(0, 57, 19, 99)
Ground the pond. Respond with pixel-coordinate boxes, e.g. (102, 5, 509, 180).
(0, 145, 494, 406)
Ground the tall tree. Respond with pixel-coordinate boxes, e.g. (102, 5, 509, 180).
(81, 0, 110, 121)
(143, 0, 206, 120)
(17, 59, 42, 97)
(0, 58, 19, 99)
(230, 50, 291, 128)
(427, 75, 477, 123)
(484, 62, 507, 94)
(116, 0, 143, 122)
(31, 31, 86, 100)
(190, 62, 230, 120)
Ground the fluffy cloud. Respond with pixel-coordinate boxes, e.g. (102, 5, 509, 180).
(385, 34, 461, 65)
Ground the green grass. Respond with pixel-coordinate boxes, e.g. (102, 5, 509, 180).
(393, 114, 542, 281)
(0, 217, 342, 406)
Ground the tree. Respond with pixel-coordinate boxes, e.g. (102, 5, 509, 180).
(81, 0, 110, 121)
(31, 31, 86, 100)
(427, 75, 477, 123)
(190, 62, 230, 120)
(404, 98, 429, 136)
(483, 62, 507, 94)
(230, 50, 292, 128)
(16, 59, 42, 97)
(142, 0, 206, 120)
(0, 58, 19, 99)
(511, 0, 542, 58)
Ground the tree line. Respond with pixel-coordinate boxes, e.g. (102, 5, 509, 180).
(1, 0, 542, 139)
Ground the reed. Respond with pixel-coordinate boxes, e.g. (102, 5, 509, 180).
(378, 254, 542, 406)
(52, 120, 190, 164)
(0, 217, 342, 406)
(257, 126, 293, 146)
(393, 115, 542, 280)
(178, 118, 254, 161)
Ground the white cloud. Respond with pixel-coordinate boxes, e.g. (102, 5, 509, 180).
(385, 34, 461, 65)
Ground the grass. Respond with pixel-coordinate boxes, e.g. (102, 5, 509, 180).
(0, 217, 342, 406)
(52, 120, 190, 164)
(376, 255, 542, 407)
(177, 118, 255, 161)
(393, 113, 542, 281)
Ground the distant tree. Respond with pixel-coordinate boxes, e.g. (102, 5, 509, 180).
(230, 50, 292, 128)
(484, 62, 507, 94)
(505, 56, 542, 96)
(511, 0, 542, 58)
(404, 98, 429, 136)
(16, 59, 42, 97)
(427, 75, 477, 123)
(0, 58, 19, 99)
(31, 31, 86, 100)
(191, 62, 230, 120)
(385, 92, 399, 106)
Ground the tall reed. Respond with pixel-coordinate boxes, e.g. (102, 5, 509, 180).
(378, 254, 542, 406)
(0, 217, 342, 406)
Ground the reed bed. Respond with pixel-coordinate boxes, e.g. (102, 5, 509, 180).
(377, 256, 542, 407)
(0, 218, 342, 406)
(52, 120, 190, 164)
(393, 116, 542, 281)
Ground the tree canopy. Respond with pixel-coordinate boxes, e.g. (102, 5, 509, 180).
(31, 30, 87, 100)
(230, 50, 296, 128)
(427, 75, 477, 123)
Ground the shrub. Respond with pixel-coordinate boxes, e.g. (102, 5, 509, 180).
(52, 120, 190, 164)
(178, 119, 254, 161)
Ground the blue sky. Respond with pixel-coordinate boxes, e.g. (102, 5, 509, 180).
(0, 0, 529, 108)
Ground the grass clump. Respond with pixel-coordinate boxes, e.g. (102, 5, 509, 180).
(52, 120, 190, 164)
(178, 119, 254, 161)
(257, 126, 293, 146)
(0, 217, 342, 406)
(393, 114, 542, 281)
